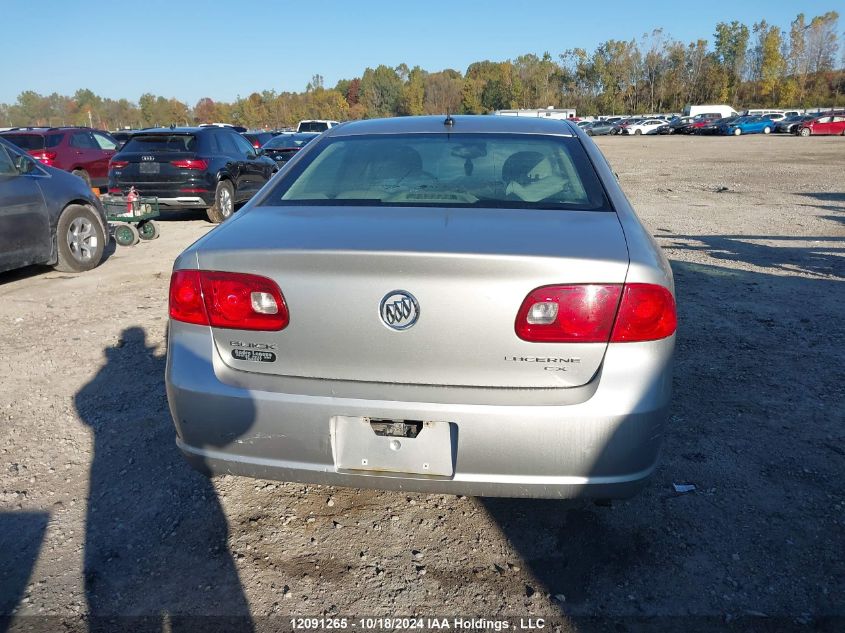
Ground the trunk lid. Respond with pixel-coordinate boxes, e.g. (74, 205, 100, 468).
(197, 206, 630, 388)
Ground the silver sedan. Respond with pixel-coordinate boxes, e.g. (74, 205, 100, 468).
(165, 115, 676, 499)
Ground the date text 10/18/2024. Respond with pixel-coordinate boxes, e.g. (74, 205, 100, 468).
(290, 617, 547, 631)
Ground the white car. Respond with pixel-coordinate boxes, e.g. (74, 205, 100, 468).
(623, 119, 668, 135)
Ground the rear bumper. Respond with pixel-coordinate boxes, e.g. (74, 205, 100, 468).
(156, 196, 212, 208)
(166, 322, 674, 499)
(108, 180, 214, 208)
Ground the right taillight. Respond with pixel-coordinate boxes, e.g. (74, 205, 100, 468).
(171, 158, 209, 170)
(515, 283, 675, 343)
(610, 283, 676, 342)
(169, 270, 289, 331)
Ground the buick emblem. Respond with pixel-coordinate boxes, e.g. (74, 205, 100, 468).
(379, 290, 419, 330)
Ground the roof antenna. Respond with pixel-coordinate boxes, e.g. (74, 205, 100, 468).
(444, 112, 455, 127)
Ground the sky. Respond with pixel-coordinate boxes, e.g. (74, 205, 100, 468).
(0, 0, 840, 105)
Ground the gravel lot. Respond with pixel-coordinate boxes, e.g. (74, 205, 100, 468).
(1, 135, 843, 632)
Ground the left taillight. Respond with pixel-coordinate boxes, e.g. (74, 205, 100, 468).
(30, 150, 57, 165)
(169, 270, 288, 331)
(109, 159, 129, 169)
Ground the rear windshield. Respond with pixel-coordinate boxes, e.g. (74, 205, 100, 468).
(260, 133, 609, 211)
(1, 134, 45, 150)
(264, 133, 318, 149)
(298, 121, 329, 132)
(122, 134, 197, 152)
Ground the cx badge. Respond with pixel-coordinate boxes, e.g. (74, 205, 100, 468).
(379, 290, 420, 331)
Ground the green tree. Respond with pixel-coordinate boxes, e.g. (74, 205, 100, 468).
(360, 65, 403, 117)
(714, 21, 750, 102)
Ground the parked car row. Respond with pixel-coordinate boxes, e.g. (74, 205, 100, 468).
(577, 111, 845, 137)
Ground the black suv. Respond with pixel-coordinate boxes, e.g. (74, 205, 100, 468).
(108, 127, 278, 223)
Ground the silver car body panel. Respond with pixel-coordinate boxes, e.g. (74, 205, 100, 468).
(194, 207, 629, 388)
(166, 115, 675, 499)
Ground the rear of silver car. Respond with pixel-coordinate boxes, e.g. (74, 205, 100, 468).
(165, 117, 675, 499)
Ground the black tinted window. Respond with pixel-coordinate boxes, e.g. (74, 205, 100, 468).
(264, 133, 318, 149)
(70, 132, 98, 149)
(1, 134, 45, 150)
(298, 121, 329, 132)
(0, 145, 17, 175)
(122, 134, 197, 152)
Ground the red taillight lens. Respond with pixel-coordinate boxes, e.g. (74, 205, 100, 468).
(29, 150, 57, 165)
(515, 283, 676, 343)
(516, 285, 622, 342)
(171, 158, 208, 170)
(109, 159, 129, 169)
(169, 270, 207, 326)
(610, 283, 676, 342)
(169, 270, 288, 331)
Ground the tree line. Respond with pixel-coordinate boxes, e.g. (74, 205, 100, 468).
(1, 11, 842, 131)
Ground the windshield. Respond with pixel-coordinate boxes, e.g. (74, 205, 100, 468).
(260, 133, 609, 211)
(1, 134, 45, 150)
(122, 134, 197, 152)
(264, 133, 318, 149)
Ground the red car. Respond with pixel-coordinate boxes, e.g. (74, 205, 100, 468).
(797, 114, 845, 136)
(0, 127, 119, 188)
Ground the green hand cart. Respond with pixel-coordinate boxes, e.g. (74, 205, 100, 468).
(101, 195, 161, 247)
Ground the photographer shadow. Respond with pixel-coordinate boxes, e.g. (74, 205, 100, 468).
(75, 326, 253, 632)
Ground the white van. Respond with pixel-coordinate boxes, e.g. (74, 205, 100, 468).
(741, 109, 784, 117)
(683, 104, 738, 119)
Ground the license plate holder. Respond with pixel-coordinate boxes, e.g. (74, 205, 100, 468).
(139, 162, 159, 174)
(332, 416, 454, 477)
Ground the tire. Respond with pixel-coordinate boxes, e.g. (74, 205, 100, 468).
(114, 223, 140, 247)
(635, 129, 642, 135)
(54, 204, 106, 272)
(71, 169, 92, 188)
(799, 127, 811, 137)
(206, 179, 235, 224)
(586, 130, 593, 136)
(137, 220, 160, 241)
(763, 126, 771, 134)
(733, 128, 742, 136)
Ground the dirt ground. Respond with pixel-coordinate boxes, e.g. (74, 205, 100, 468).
(0, 134, 843, 633)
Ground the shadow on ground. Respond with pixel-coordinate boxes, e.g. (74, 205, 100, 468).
(481, 240, 844, 629)
(74, 327, 253, 632)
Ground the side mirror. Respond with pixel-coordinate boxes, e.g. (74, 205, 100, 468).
(15, 155, 36, 174)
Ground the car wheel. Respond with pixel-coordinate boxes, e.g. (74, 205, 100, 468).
(207, 179, 235, 224)
(799, 127, 811, 137)
(733, 128, 742, 136)
(137, 220, 160, 241)
(763, 126, 771, 134)
(635, 129, 642, 135)
(586, 130, 593, 136)
(54, 204, 106, 272)
(71, 169, 92, 188)
(113, 223, 140, 247)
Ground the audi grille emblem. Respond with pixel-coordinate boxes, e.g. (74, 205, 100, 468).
(379, 291, 420, 331)
(141, 155, 155, 161)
